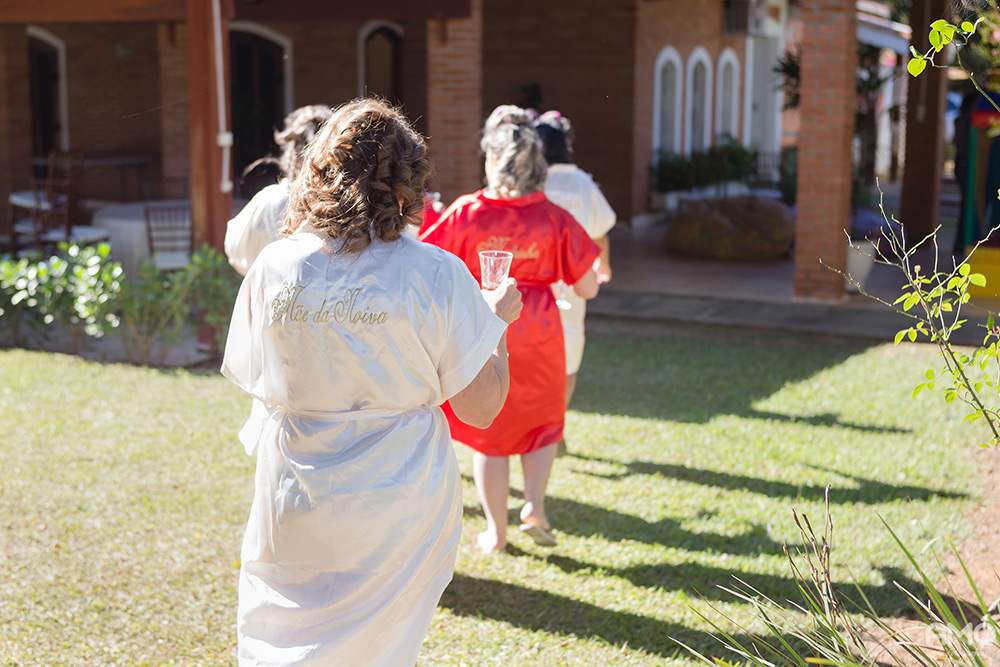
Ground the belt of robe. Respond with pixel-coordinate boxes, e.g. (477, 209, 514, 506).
(238, 399, 426, 455)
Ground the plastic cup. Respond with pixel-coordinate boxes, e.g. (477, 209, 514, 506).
(479, 250, 513, 289)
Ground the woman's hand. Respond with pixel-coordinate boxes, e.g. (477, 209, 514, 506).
(482, 278, 523, 324)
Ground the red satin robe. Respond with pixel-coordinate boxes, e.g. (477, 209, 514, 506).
(420, 190, 600, 456)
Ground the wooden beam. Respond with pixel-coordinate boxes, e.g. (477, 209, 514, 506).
(0, 0, 185, 24)
(187, 0, 232, 251)
(234, 0, 470, 21)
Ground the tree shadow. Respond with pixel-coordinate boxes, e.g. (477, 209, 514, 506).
(440, 572, 968, 661)
(571, 333, 897, 430)
(543, 553, 935, 617)
(442, 569, 976, 661)
(568, 456, 967, 504)
(546, 495, 795, 556)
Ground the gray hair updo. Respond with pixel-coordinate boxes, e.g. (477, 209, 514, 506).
(480, 104, 547, 198)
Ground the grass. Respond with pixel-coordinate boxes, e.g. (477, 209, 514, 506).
(0, 324, 987, 666)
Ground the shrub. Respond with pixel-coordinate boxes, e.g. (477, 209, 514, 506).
(187, 244, 242, 351)
(0, 244, 121, 353)
(114, 259, 197, 366)
(0, 251, 45, 348)
(653, 138, 756, 193)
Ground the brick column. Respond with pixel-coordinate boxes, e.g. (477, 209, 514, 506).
(0, 26, 32, 234)
(793, 0, 857, 300)
(426, 0, 483, 205)
(899, 0, 948, 241)
(158, 23, 191, 199)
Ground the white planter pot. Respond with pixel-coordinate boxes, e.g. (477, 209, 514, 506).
(845, 239, 876, 293)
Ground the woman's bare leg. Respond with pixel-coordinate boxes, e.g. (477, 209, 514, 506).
(519, 443, 558, 530)
(473, 452, 510, 552)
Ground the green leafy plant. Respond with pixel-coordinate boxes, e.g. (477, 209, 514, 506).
(832, 187, 1000, 446)
(653, 141, 756, 193)
(114, 258, 197, 366)
(34, 243, 122, 354)
(187, 243, 242, 352)
(0, 244, 121, 353)
(0, 250, 45, 347)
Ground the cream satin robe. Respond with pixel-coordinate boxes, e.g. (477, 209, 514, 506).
(224, 180, 289, 275)
(222, 229, 507, 666)
(544, 163, 617, 374)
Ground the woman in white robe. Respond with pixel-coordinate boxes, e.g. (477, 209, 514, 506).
(534, 111, 615, 406)
(221, 98, 522, 666)
(225, 105, 333, 276)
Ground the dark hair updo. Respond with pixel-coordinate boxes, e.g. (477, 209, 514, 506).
(534, 110, 574, 165)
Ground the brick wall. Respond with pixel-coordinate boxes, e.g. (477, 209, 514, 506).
(0, 26, 31, 234)
(265, 20, 360, 109)
(398, 19, 428, 137)
(482, 0, 635, 219)
(158, 23, 189, 198)
(632, 0, 747, 218)
(426, 0, 484, 205)
(793, 0, 856, 300)
(56, 23, 163, 202)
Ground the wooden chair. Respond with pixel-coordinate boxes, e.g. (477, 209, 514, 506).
(11, 176, 109, 255)
(144, 205, 192, 271)
(45, 150, 84, 224)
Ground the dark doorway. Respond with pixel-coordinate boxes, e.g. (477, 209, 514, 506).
(28, 36, 60, 163)
(364, 27, 402, 102)
(230, 30, 285, 198)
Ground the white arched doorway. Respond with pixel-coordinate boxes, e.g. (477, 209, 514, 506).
(229, 21, 293, 196)
(26, 25, 69, 155)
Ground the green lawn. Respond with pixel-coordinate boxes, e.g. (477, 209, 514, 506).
(0, 324, 985, 666)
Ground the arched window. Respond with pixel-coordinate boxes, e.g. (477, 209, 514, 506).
(358, 21, 403, 101)
(685, 47, 713, 154)
(652, 46, 683, 157)
(26, 25, 69, 155)
(715, 48, 740, 140)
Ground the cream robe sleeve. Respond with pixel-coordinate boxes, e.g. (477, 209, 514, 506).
(221, 263, 269, 455)
(419, 250, 508, 401)
(224, 182, 289, 275)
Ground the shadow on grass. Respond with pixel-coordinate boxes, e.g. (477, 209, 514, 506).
(571, 333, 895, 429)
(441, 572, 976, 661)
(545, 553, 929, 616)
(547, 495, 794, 556)
(568, 456, 967, 504)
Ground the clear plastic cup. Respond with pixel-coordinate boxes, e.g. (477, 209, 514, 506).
(478, 250, 513, 289)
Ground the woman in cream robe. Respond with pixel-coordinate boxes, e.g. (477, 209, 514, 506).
(221, 99, 520, 666)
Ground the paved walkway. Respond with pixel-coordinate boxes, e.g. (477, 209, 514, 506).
(587, 184, 996, 347)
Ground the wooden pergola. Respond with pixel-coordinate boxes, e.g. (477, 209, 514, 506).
(0, 0, 470, 251)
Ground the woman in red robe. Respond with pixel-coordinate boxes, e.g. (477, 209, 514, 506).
(421, 105, 600, 553)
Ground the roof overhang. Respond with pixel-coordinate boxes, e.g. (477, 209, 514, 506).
(857, 11, 912, 54)
(0, 0, 471, 24)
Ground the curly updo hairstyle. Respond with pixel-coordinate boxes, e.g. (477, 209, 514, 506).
(283, 98, 432, 252)
(480, 104, 547, 198)
(274, 104, 334, 181)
